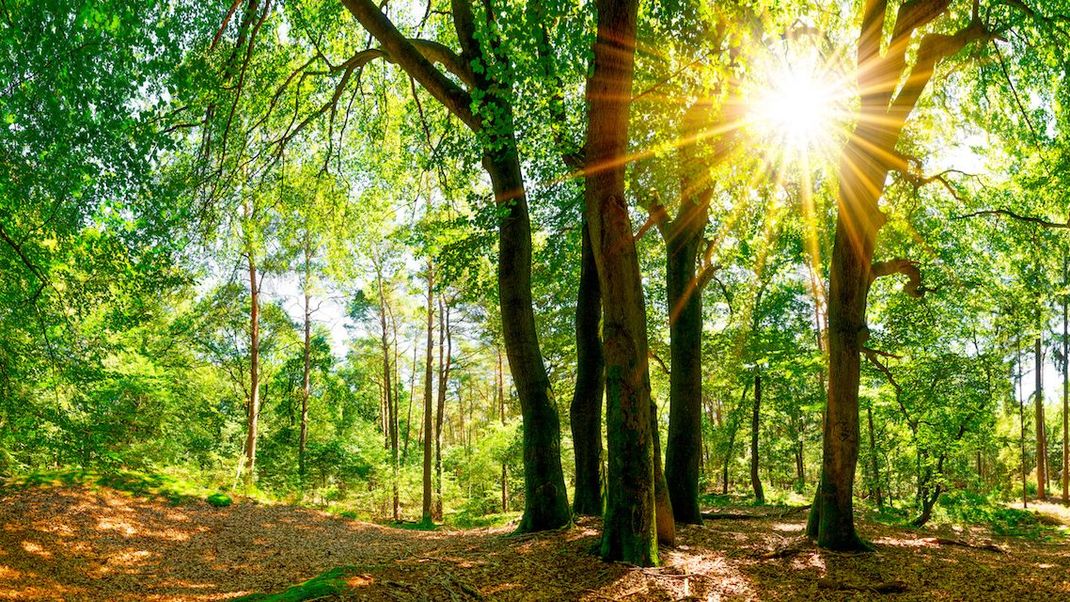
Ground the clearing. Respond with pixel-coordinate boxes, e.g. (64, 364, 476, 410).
(1, 485, 1068, 601)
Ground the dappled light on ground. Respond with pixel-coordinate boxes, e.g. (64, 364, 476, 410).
(1, 486, 1068, 600)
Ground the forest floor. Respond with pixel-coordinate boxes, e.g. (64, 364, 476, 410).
(1, 484, 1068, 601)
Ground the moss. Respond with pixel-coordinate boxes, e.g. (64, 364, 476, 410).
(234, 566, 368, 601)
(206, 492, 233, 508)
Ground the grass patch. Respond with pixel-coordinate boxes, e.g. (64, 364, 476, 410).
(234, 565, 372, 601)
(3, 468, 223, 506)
(447, 510, 520, 529)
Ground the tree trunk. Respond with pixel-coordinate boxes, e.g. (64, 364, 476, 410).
(1036, 336, 1047, 500)
(750, 371, 764, 504)
(483, 138, 571, 532)
(571, 220, 605, 516)
(664, 217, 705, 524)
(585, 0, 657, 567)
(651, 401, 675, 546)
(377, 266, 399, 521)
(867, 406, 883, 508)
(404, 337, 417, 461)
(435, 296, 451, 521)
(1063, 249, 1068, 503)
(722, 384, 748, 496)
(498, 348, 509, 512)
(806, 139, 886, 551)
(1019, 340, 1027, 508)
(299, 239, 311, 489)
(421, 263, 434, 523)
(243, 251, 260, 490)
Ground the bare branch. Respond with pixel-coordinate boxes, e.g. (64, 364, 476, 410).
(953, 209, 1070, 229)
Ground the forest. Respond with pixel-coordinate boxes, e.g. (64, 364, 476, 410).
(1, 0, 1069, 599)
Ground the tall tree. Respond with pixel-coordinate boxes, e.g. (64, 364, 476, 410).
(584, 0, 664, 566)
(1035, 336, 1047, 500)
(808, 1, 1006, 550)
(340, 0, 571, 532)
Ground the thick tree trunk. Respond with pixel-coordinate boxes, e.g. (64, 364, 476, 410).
(299, 241, 311, 489)
(585, 0, 658, 566)
(571, 220, 605, 516)
(664, 222, 705, 524)
(1036, 336, 1047, 500)
(243, 252, 260, 490)
(482, 138, 571, 532)
(750, 371, 764, 504)
(421, 264, 434, 523)
(806, 140, 886, 551)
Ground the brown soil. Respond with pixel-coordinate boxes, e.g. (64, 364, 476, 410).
(1, 485, 1067, 601)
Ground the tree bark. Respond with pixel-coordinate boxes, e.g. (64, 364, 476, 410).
(571, 220, 605, 516)
(421, 262, 434, 523)
(585, 0, 658, 566)
(750, 371, 765, 504)
(1036, 336, 1047, 500)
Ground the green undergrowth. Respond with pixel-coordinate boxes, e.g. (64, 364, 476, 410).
(1, 468, 234, 508)
(234, 565, 370, 601)
(864, 491, 1065, 541)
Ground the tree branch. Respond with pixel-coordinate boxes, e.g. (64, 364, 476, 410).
(341, 0, 478, 131)
(871, 258, 926, 298)
(953, 209, 1070, 229)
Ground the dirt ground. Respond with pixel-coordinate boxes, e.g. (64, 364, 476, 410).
(1, 485, 1068, 601)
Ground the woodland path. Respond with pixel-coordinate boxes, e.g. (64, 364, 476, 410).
(0, 485, 1068, 601)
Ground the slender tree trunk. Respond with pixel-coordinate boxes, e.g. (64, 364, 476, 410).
(1019, 339, 1027, 508)
(299, 240, 311, 489)
(404, 336, 417, 461)
(422, 263, 434, 523)
(243, 251, 260, 490)
(750, 371, 764, 504)
(867, 406, 883, 508)
(585, 0, 658, 566)
(377, 267, 399, 520)
(571, 220, 605, 516)
(722, 384, 748, 496)
(1063, 249, 1068, 504)
(435, 297, 451, 521)
(1036, 336, 1047, 500)
(499, 349, 509, 512)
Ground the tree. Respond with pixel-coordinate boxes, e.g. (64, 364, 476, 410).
(807, 0, 1024, 550)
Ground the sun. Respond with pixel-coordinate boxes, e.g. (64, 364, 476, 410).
(749, 53, 848, 159)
